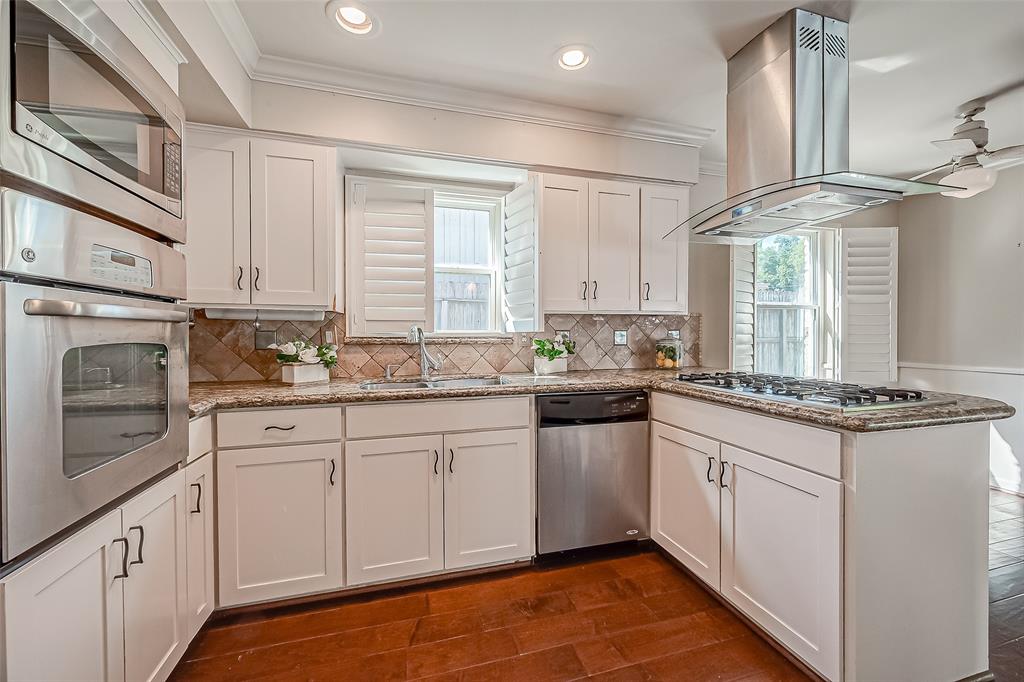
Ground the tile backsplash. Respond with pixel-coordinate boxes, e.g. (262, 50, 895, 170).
(189, 310, 700, 382)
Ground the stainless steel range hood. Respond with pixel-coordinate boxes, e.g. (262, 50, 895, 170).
(666, 9, 959, 243)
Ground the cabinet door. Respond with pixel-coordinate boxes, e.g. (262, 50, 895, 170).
(217, 443, 344, 606)
(345, 435, 444, 585)
(182, 130, 250, 306)
(588, 179, 640, 312)
(650, 422, 721, 589)
(1, 510, 126, 682)
(443, 429, 532, 570)
(250, 139, 334, 307)
(640, 185, 689, 313)
(121, 470, 188, 682)
(720, 444, 842, 681)
(539, 174, 589, 312)
(185, 453, 215, 641)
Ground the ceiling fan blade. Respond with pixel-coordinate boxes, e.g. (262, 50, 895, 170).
(930, 138, 978, 156)
(979, 145, 1024, 170)
(909, 163, 953, 181)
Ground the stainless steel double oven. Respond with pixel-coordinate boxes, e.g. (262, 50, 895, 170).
(0, 189, 188, 563)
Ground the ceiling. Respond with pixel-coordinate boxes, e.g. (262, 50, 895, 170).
(235, 0, 1024, 177)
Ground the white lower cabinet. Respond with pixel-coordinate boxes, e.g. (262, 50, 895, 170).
(1, 510, 126, 682)
(346, 428, 532, 586)
(443, 429, 532, 570)
(217, 442, 344, 607)
(345, 435, 445, 585)
(185, 452, 215, 640)
(650, 422, 721, 589)
(0, 470, 188, 682)
(720, 444, 842, 682)
(121, 471, 190, 682)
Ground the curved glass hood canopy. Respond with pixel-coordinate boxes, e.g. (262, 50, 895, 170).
(665, 172, 960, 244)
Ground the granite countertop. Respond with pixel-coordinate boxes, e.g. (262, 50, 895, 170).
(188, 368, 1015, 433)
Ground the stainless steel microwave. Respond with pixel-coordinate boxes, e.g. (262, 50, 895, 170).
(0, 0, 186, 243)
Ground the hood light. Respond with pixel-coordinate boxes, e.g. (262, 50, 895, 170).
(865, 199, 887, 206)
(327, 1, 378, 36)
(556, 45, 592, 71)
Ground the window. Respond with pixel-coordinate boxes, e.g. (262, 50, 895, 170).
(754, 231, 820, 377)
(433, 196, 501, 332)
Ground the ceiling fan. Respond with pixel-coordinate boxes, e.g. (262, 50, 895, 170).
(910, 98, 1024, 198)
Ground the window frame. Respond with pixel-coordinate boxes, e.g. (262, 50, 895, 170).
(432, 192, 504, 335)
(753, 228, 825, 378)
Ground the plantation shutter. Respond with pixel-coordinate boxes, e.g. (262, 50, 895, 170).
(730, 244, 756, 372)
(347, 179, 434, 335)
(838, 227, 898, 384)
(501, 174, 541, 332)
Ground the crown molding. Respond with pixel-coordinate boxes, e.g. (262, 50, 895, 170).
(127, 0, 188, 65)
(251, 54, 714, 148)
(203, 0, 261, 77)
(699, 160, 728, 177)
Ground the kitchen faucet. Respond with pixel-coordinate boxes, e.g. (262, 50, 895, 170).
(408, 325, 442, 379)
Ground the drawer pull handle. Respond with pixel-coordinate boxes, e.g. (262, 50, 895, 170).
(128, 525, 144, 568)
(449, 448, 455, 474)
(720, 460, 729, 490)
(706, 456, 714, 483)
(190, 482, 202, 514)
(329, 458, 336, 486)
(433, 449, 439, 475)
(113, 537, 129, 580)
(265, 425, 296, 432)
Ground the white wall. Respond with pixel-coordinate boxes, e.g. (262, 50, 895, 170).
(896, 166, 1024, 493)
(688, 172, 730, 369)
(249, 81, 699, 183)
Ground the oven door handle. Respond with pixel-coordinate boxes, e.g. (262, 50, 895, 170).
(23, 299, 188, 323)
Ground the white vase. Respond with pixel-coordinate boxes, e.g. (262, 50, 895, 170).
(281, 363, 329, 384)
(534, 356, 568, 375)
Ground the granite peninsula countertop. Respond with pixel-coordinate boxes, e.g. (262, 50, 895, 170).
(188, 368, 1015, 433)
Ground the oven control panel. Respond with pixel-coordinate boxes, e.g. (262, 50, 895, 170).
(90, 245, 153, 288)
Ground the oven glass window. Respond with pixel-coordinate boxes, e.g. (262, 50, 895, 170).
(62, 343, 169, 478)
(12, 0, 181, 201)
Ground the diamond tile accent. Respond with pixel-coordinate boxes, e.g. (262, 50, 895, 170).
(188, 310, 701, 382)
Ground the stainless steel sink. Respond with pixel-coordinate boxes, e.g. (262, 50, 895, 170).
(358, 377, 502, 391)
(428, 377, 502, 389)
(358, 381, 432, 391)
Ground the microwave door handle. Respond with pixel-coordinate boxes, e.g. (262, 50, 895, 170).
(23, 299, 188, 323)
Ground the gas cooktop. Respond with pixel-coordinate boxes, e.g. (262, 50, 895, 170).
(676, 372, 955, 413)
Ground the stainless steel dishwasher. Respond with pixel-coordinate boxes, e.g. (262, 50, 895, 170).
(536, 391, 649, 555)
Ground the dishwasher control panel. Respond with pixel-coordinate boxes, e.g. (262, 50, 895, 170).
(537, 391, 648, 427)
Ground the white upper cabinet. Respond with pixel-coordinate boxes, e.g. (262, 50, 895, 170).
(345, 435, 445, 585)
(217, 442, 344, 606)
(250, 139, 335, 307)
(183, 127, 336, 309)
(650, 422, 720, 590)
(120, 470, 188, 682)
(1, 510, 126, 682)
(540, 174, 589, 312)
(443, 429, 532, 570)
(183, 131, 251, 306)
(640, 185, 690, 313)
(587, 179, 640, 312)
(720, 444, 842, 682)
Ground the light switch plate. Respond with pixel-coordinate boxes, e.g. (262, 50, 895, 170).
(254, 329, 279, 350)
(613, 330, 628, 345)
(668, 330, 680, 339)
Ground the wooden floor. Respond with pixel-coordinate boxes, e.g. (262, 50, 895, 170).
(989, 488, 1024, 680)
(173, 550, 809, 681)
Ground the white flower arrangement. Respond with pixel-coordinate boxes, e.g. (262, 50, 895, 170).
(269, 339, 339, 369)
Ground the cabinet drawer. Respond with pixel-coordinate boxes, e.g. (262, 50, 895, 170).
(188, 416, 213, 464)
(651, 392, 840, 479)
(346, 397, 530, 440)
(217, 407, 343, 448)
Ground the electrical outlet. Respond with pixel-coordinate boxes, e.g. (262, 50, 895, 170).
(324, 330, 335, 344)
(613, 330, 628, 345)
(668, 330, 680, 339)
(254, 329, 279, 350)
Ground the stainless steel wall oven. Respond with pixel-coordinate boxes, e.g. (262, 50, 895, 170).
(1, 0, 185, 242)
(0, 189, 188, 562)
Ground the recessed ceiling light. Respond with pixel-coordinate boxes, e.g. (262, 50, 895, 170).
(326, 1, 379, 36)
(556, 45, 592, 71)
